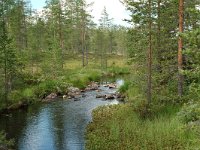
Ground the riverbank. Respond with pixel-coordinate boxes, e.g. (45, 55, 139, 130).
(0, 80, 123, 150)
(0, 55, 129, 113)
(86, 80, 200, 150)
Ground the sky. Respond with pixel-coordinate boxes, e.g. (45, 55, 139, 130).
(30, 0, 131, 27)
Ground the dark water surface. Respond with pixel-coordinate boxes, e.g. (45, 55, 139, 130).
(0, 85, 120, 150)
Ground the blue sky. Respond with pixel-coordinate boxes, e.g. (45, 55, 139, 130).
(30, 0, 131, 26)
(31, 0, 46, 9)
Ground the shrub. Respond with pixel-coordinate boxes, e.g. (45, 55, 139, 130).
(178, 101, 200, 123)
(22, 88, 36, 102)
(0, 131, 14, 149)
(8, 90, 23, 104)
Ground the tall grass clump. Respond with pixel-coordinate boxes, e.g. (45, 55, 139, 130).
(118, 81, 130, 93)
(86, 104, 199, 150)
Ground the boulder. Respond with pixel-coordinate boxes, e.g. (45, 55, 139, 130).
(82, 94, 86, 98)
(105, 94, 115, 100)
(67, 87, 81, 98)
(62, 95, 67, 99)
(74, 98, 81, 101)
(67, 95, 75, 99)
(85, 82, 99, 91)
(116, 93, 126, 99)
(108, 83, 117, 89)
(96, 94, 106, 99)
(68, 87, 80, 93)
(95, 89, 102, 92)
(46, 93, 57, 99)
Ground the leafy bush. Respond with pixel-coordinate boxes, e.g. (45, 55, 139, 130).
(178, 101, 200, 123)
(0, 131, 14, 149)
(22, 88, 36, 102)
(188, 83, 200, 101)
(8, 88, 36, 105)
(34, 79, 70, 98)
(34, 80, 57, 98)
(8, 90, 23, 103)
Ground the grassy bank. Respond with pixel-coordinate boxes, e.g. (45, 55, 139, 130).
(86, 77, 200, 149)
(86, 104, 199, 150)
(0, 55, 129, 112)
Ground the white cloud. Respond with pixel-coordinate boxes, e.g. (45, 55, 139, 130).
(31, 0, 131, 26)
(86, 0, 131, 26)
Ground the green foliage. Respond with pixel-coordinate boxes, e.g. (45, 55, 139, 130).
(22, 88, 35, 101)
(8, 88, 36, 104)
(35, 79, 70, 98)
(69, 75, 89, 89)
(118, 81, 130, 93)
(69, 69, 102, 89)
(86, 104, 199, 150)
(107, 66, 130, 76)
(178, 102, 200, 123)
(8, 90, 23, 104)
(0, 131, 14, 149)
(87, 70, 102, 82)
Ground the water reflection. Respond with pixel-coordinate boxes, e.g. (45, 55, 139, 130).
(0, 86, 119, 150)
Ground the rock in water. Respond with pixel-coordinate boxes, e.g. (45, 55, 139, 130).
(85, 82, 99, 91)
(96, 95, 106, 99)
(63, 95, 67, 99)
(67, 87, 81, 98)
(105, 94, 115, 100)
(67, 87, 80, 93)
(46, 93, 57, 99)
(108, 83, 117, 89)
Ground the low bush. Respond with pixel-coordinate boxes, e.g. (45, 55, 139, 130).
(0, 131, 14, 149)
(22, 88, 36, 101)
(178, 101, 200, 123)
(8, 90, 23, 104)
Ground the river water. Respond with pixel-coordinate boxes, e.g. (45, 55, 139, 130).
(0, 81, 122, 150)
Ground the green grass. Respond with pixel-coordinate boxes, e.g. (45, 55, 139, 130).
(86, 104, 199, 150)
(0, 55, 128, 111)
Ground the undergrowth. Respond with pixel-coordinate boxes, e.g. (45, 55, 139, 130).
(86, 104, 199, 150)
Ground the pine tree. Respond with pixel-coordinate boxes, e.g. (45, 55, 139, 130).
(0, 0, 18, 103)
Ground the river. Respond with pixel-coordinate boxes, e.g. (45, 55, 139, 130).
(0, 80, 123, 150)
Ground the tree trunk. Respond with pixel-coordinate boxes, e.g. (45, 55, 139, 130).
(2, 0, 8, 103)
(157, 0, 162, 73)
(58, 1, 64, 69)
(178, 0, 184, 96)
(85, 43, 88, 65)
(81, 26, 85, 67)
(147, 0, 152, 104)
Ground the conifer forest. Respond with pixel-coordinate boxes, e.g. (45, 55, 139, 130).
(0, 0, 200, 149)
